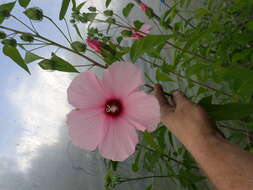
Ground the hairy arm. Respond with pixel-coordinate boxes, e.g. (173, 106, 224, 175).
(155, 84, 253, 190)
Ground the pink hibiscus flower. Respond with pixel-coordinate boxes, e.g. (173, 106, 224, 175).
(139, 2, 150, 11)
(67, 62, 160, 161)
(86, 39, 102, 53)
(126, 24, 152, 40)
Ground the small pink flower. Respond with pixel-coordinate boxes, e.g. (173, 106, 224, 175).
(86, 39, 102, 53)
(67, 62, 160, 161)
(125, 24, 152, 40)
(139, 2, 150, 11)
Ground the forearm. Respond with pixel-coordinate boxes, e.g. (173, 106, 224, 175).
(181, 127, 253, 190)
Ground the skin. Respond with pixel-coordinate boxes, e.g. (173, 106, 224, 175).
(154, 84, 253, 190)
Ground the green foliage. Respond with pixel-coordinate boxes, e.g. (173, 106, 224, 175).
(130, 35, 170, 62)
(59, 0, 70, 20)
(18, 0, 31, 8)
(25, 51, 43, 64)
(71, 41, 86, 52)
(105, 0, 112, 8)
(0, 31, 6, 39)
(20, 33, 34, 42)
(38, 53, 79, 73)
(123, 3, 134, 18)
(0, 1, 16, 23)
(2, 38, 17, 47)
(3, 45, 30, 74)
(24, 7, 43, 21)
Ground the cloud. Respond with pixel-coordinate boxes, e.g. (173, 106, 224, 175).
(7, 67, 73, 172)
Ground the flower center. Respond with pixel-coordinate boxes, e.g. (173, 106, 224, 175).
(105, 99, 122, 117)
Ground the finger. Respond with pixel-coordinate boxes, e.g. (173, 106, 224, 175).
(171, 90, 189, 107)
(154, 84, 174, 113)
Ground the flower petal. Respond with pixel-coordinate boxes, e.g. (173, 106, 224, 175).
(124, 91, 160, 132)
(98, 117, 138, 161)
(67, 72, 107, 109)
(140, 24, 152, 34)
(102, 62, 144, 98)
(67, 108, 105, 151)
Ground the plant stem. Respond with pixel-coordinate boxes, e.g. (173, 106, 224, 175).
(0, 25, 107, 69)
(29, 19, 38, 34)
(43, 15, 72, 45)
(119, 175, 171, 183)
(11, 15, 36, 33)
(64, 18, 73, 42)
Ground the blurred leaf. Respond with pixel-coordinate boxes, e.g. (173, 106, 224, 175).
(18, 0, 31, 8)
(0, 1, 16, 24)
(246, 20, 253, 31)
(146, 184, 153, 190)
(143, 132, 159, 151)
(123, 3, 134, 18)
(130, 35, 170, 62)
(202, 103, 253, 121)
(105, 0, 111, 8)
(25, 51, 43, 63)
(132, 149, 141, 172)
(3, 45, 30, 74)
(156, 70, 173, 82)
(76, 2, 86, 11)
(59, 0, 70, 20)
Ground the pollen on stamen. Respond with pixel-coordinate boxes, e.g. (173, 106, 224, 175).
(104, 99, 123, 117)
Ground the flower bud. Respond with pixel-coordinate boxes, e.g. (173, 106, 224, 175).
(2, 38, 17, 47)
(24, 7, 43, 21)
(20, 33, 34, 42)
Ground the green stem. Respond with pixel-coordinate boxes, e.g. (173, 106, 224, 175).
(43, 15, 71, 45)
(0, 25, 107, 69)
(64, 18, 73, 42)
(11, 15, 36, 33)
(119, 175, 171, 183)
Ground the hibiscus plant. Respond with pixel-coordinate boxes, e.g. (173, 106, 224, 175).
(1, 0, 253, 189)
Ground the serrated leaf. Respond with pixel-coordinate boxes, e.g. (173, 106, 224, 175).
(25, 51, 43, 64)
(0, 1, 16, 24)
(18, 0, 31, 8)
(105, 0, 111, 8)
(123, 3, 134, 17)
(59, 0, 70, 20)
(130, 35, 170, 62)
(50, 53, 79, 72)
(3, 45, 30, 74)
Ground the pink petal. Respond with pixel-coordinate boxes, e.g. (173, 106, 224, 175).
(98, 117, 138, 161)
(102, 62, 144, 98)
(140, 24, 152, 34)
(124, 91, 160, 132)
(67, 72, 108, 109)
(67, 108, 106, 151)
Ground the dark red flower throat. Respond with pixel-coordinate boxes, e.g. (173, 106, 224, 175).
(105, 99, 123, 117)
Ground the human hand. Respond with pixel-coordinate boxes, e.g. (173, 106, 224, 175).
(154, 84, 220, 146)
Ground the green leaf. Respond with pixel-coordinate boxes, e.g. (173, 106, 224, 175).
(47, 53, 79, 72)
(18, 0, 31, 8)
(3, 45, 30, 74)
(143, 132, 159, 150)
(156, 70, 173, 82)
(25, 51, 43, 64)
(123, 3, 134, 17)
(130, 35, 170, 62)
(76, 2, 86, 11)
(146, 184, 153, 190)
(59, 0, 70, 20)
(0, 1, 16, 24)
(202, 103, 253, 121)
(246, 20, 253, 31)
(105, 0, 111, 8)
(71, 41, 86, 52)
(131, 150, 141, 172)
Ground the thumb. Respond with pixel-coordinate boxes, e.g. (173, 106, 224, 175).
(154, 84, 174, 114)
